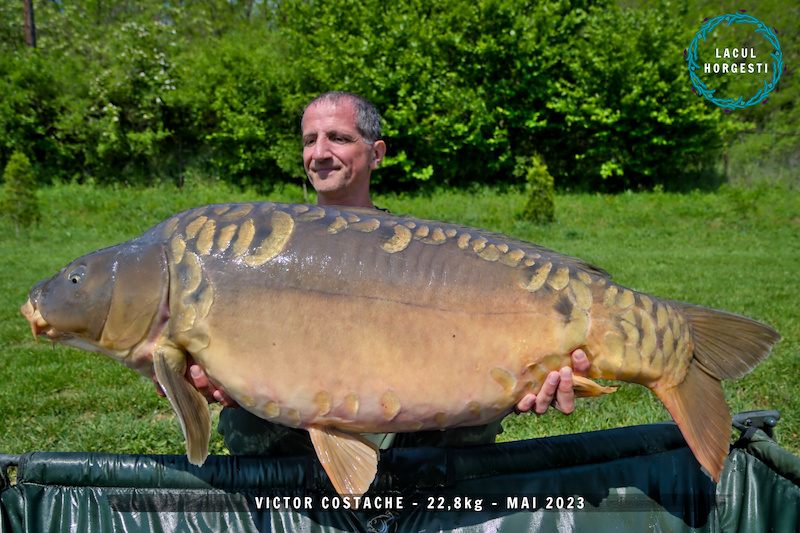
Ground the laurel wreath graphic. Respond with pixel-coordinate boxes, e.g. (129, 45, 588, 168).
(686, 12, 784, 111)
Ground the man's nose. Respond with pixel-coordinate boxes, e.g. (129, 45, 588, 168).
(312, 137, 332, 159)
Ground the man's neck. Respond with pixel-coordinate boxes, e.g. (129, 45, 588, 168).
(317, 193, 375, 210)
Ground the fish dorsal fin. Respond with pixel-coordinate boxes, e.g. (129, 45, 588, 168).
(308, 425, 379, 496)
(153, 348, 211, 466)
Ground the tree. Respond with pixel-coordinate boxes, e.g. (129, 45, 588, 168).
(23, 0, 35, 47)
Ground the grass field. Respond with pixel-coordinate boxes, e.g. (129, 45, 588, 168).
(1, 181, 798, 463)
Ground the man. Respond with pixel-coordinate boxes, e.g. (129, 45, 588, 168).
(301, 91, 384, 209)
(158, 91, 590, 453)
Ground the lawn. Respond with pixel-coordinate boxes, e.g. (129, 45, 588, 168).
(1, 181, 798, 460)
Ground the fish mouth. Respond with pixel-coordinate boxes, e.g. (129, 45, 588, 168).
(21, 298, 58, 342)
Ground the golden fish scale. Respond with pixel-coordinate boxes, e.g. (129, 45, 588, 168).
(155, 202, 691, 434)
(584, 287, 692, 387)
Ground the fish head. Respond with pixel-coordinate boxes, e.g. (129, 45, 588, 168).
(21, 239, 169, 370)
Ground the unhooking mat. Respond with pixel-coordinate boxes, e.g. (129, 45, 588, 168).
(2, 420, 799, 532)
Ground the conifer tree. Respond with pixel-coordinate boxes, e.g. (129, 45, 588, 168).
(2, 151, 39, 235)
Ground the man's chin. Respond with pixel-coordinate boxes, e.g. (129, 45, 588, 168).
(311, 175, 347, 192)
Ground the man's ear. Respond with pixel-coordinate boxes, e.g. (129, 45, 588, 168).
(371, 140, 387, 169)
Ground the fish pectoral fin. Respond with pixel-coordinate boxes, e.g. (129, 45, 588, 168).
(573, 375, 620, 398)
(153, 348, 211, 467)
(308, 425, 379, 497)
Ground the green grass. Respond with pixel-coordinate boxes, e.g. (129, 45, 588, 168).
(1, 181, 798, 461)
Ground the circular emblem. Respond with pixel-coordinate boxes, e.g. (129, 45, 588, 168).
(686, 13, 784, 110)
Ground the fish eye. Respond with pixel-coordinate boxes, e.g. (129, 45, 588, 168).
(67, 266, 86, 285)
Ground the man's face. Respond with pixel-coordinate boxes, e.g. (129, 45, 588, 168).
(302, 100, 384, 206)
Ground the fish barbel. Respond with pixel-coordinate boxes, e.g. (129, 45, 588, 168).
(21, 202, 780, 496)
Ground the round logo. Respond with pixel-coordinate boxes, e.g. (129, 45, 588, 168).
(685, 12, 784, 110)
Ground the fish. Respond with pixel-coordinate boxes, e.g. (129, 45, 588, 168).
(21, 202, 780, 496)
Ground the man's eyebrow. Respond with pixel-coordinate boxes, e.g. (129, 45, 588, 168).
(327, 129, 357, 140)
(302, 129, 359, 143)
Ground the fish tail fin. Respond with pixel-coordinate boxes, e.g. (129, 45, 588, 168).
(676, 302, 781, 380)
(654, 303, 780, 481)
(653, 361, 730, 481)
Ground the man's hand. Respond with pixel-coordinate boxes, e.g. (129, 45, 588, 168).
(514, 349, 590, 415)
(153, 356, 239, 408)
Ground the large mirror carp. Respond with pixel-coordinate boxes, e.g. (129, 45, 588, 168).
(21, 202, 780, 496)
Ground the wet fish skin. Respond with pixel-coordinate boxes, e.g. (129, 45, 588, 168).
(21, 202, 781, 496)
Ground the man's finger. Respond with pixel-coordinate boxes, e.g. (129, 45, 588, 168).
(514, 393, 536, 413)
(188, 364, 209, 388)
(534, 371, 560, 414)
(572, 349, 590, 374)
(553, 367, 575, 414)
(213, 389, 240, 409)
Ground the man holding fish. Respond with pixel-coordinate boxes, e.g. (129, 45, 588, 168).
(25, 90, 778, 495)
(160, 91, 590, 453)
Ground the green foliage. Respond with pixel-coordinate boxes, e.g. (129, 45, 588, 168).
(1, 150, 39, 233)
(271, 0, 607, 190)
(544, 2, 732, 190)
(174, 27, 299, 189)
(681, 0, 800, 185)
(516, 154, 555, 224)
(1, 0, 793, 192)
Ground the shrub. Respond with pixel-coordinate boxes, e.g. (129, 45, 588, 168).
(1, 150, 40, 234)
(517, 154, 554, 224)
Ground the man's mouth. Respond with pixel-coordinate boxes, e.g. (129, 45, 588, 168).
(313, 167, 339, 178)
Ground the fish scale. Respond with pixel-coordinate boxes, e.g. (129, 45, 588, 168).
(21, 202, 781, 497)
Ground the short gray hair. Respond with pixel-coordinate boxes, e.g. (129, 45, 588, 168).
(302, 91, 382, 144)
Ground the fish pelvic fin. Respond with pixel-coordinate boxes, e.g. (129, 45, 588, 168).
(153, 348, 211, 467)
(572, 375, 619, 397)
(308, 425, 379, 497)
(654, 303, 780, 482)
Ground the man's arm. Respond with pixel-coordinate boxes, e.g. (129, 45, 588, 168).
(154, 349, 591, 414)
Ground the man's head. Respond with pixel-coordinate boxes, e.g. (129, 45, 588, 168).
(301, 92, 386, 208)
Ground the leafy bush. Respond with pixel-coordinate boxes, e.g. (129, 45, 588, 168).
(541, 4, 728, 191)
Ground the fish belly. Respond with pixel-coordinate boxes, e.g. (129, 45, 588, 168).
(190, 285, 570, 433)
